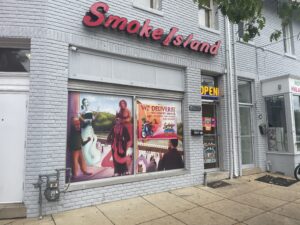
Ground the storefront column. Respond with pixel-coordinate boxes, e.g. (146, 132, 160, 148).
(184, 67, 204, 180)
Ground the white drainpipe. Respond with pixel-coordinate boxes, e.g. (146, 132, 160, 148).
(225, 17, 235, 179)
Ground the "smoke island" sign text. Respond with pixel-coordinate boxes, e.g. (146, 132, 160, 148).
(83, 2, 221, 56)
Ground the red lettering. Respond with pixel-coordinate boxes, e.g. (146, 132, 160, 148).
(162, 27, 178, 46)
(183, 34, 193, 48)
(127, 20, 140, 34)
(104, 15, 127, 30)
(199, 42, 210, 53)
(83, 2, 108, 27)
(83, 2, 221, 56)
(173, 35, 183, 46)
(151, 28, 164, 41)
(139, 19, 153, 38)
(210, 41, 221, 56)
(190, 40, 201, 51)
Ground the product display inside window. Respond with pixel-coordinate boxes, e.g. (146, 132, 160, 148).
(66, 92, 184, 183)
(266, 96, 288, 152)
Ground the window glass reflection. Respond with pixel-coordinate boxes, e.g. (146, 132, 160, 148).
(266, 96, 288, 152)
(0, 48, 30, 72)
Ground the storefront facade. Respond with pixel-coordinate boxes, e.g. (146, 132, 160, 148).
(0, 0, 299, 218)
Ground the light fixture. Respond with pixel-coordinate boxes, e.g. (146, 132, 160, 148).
(70, 45, 78, 51)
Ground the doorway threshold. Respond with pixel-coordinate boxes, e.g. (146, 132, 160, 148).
(205, 170, 229, 183)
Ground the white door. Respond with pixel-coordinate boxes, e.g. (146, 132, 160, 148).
(0, 93, 27, 203)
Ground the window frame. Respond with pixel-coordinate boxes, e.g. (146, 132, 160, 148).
(238, 79, 255, 166)
(283, 23, 295, 56)
(198, 0, 219, 31)
(0, 39, 31, 74)
(66, 81, 186, 191)
(132, 0, 164, 16)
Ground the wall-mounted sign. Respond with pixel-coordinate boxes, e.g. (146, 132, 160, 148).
(83, 2, 221, 56)
(191, 129, 203, 136)
(291, 79, 300, 94)
(201, 86, 219, 99)
(189, 105, 202, 112)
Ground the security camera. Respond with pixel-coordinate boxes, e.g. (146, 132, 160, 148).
(70, 46, 78, 51)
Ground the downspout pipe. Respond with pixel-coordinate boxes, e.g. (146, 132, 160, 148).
(225, 16, 234, 179)
(231, 24, 243, 177)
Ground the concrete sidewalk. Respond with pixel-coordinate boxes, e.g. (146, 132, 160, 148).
(1, 173, 300, 225)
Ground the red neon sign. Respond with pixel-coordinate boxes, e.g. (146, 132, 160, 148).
(83, 2, 221, 56)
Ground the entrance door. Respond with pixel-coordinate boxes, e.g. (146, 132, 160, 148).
(0, 93, 27, 203)
(202, 103, 219, 169)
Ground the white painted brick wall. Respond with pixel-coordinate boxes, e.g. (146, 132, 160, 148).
(0, 0, 299, 217)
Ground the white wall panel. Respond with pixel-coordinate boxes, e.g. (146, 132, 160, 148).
(69, 49, 185, 92)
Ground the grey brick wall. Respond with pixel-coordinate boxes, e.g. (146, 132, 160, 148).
(1, 0, 299, 217)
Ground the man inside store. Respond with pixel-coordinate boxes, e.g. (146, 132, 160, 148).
(158, 139, 184, 171)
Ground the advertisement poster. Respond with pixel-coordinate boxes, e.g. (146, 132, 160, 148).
(202, 117, 216, 131)
(137, 101, 177, 140)
(204, 145, 217, 163)
(136, 98, 184, 173)
(66, 92, 133, 183)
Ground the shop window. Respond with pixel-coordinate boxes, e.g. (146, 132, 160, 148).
(293, 96, 300, 151)
(265, 96, 288, 152)
(133, 0, 161, 10)
(198, 0, 218, 30)
(283, 23, 295, 55)
(0, 48, 30, 72)
(66, 92, 184, 183)
(136, 98, 183, 173)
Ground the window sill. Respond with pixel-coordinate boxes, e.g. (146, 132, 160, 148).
(237, 39, 255, 46)
(284, 53, 297, 60)
(199, 26, 220, 35)
(0, 72, 30, 77)
(67, 169, 188, 192)
(132, 2, 164, 17)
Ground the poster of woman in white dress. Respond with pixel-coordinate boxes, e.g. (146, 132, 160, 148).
(66, 92, 133, 182)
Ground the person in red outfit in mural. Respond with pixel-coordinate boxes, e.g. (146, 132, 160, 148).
(107, 117, 132, 176)
(116, 100, 133, 148)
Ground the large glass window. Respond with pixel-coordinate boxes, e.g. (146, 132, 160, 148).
(0, 48, 30, 72)
(136, 98, 183, 173)
(266, 96, 288, 152)
(238, 80, 254, 165)
(66, 92, 184, 183)
(293, 95, 300, 151)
